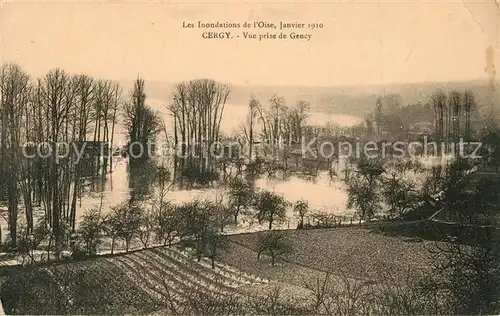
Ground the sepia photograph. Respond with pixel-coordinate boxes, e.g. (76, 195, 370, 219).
(0, 0, 500, 314)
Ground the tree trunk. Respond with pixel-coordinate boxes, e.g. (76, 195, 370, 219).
(47, 235, 52, 263)
(6, 180, 18, 249)
(249, 105, 254, 161)
(51, 142, 61, 254)
(196, 236, 202, 262)
(70, 166, 79, 232)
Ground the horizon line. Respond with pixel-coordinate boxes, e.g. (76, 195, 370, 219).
(2, 61, 492, 89)
(115, 76, 491, 89)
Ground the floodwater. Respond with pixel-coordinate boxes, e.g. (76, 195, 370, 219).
(61, 153, 448, 229)
(0, 105, 451, 240)
(0, 150, 452, 242)
(0, 109, 363, 240)
(79, 101, 363, 224)
(89, 158, 353, 216)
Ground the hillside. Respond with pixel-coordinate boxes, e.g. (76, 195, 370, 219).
(221, 228, 434, 287)
(119, 79, 495, 118)
(0, 228, 438, 315)
(0, 245, 270, 315)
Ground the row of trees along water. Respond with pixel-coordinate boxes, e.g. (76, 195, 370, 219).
(365, 89, 500, 168)
(0, 64, 122, 251)
(70, 181, 291, 267)
(167, 89, 311, 187)
(367, 91, 478, 142)
(0, 62, 320, 254)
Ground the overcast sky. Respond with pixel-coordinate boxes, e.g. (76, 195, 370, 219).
(1, 1, 499, 86)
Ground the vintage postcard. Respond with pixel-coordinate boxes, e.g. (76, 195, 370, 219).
(0, 0, 499, 315)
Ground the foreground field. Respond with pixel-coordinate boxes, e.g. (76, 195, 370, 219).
(220, 227, 435, 287)
(0, 246, 269, 315)
(0, 227, 437, 314)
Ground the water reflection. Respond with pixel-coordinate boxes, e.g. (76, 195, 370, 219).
(75, 154, 450, 224)
(74, 156, 354, 226)
(0, 153, 452, 240)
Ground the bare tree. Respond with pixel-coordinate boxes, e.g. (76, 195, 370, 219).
(346, 175, 381, 223)
(123, 77, 162, 164)
(228, 177, 254, 224)
(0, 63, 31, 246)
(153, 201, 181, 247)
(138, 209, 154, 249)
(78, 207, 105, 255)
(463, 90, 475, 142)
(239, 96, 260, 160)
(109, 202, 142, 252)
(374, 96, 383, 138)
(432, 91, 447, 154)
(448, 90, 462, 143)
(294, 199, 309, 229)
(102, 208, 121, 255)
(204, 229, 227, 269)
(253, 190, 289, 229)
(108, 82, 122, 172)
(0, 63, 122, 257)
(169, 79, 230, 185)
(256, 230, 292, 266)
(289, 100, 310, 143)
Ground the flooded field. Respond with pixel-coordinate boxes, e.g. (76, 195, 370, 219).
(0, 145, 455, 244)
(0, 102, 454, 242)
(69, 158, 354, 229)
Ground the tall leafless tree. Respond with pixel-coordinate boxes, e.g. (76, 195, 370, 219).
(432, 91, 447, 154)
(463, 90, 475, 142)
(123, 77, 162, 164)
(448, 90, 462, 142)
(168, 79, 230, 183)
(0, 63, 31, 246)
